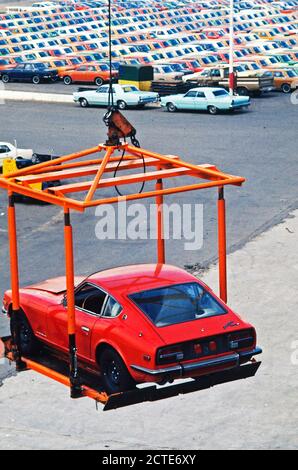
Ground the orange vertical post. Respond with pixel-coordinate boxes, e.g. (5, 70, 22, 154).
(156, 178, 165, 264)
(64, 208, 81, 398)
(7, 192, 25, 370)
(218, 187, 227, 303)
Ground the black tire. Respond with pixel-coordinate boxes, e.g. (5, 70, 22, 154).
(32, 75, 40, 85)
(236, 87, 249, 96)
(31, 153, 40, 164)
(2, 74, 10, 83)
(166, 102, 177, 112)
(117, 100, 127, 110)
(10, 311, 38, 356)
(95, 77, 103, 86)
(281, 83, 291, 94)
(79, 98, 89, 108)
(63, 76, 72, 85)
(208, 105, 218, 115)
(99, 347, 135, 394)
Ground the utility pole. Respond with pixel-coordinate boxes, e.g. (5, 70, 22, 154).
(229, 0, 235, 95)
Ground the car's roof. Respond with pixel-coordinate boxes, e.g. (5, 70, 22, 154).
(189, 87, 226, 92)
(87, 263, 197, 296)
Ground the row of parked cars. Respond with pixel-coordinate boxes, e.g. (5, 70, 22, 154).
(0, 1, 297, 97)
(72, 83, 251, 115)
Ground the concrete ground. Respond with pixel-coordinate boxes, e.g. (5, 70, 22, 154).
(0, 210, 297, 450)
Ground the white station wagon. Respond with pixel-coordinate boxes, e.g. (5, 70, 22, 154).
(73, 84, 159, 109)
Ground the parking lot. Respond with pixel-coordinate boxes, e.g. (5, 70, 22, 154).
(0, 91, 297, 449)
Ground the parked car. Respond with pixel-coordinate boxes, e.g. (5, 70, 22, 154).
(73, 84, 159, 109)
(60, 64, 118, 86)
(161, 87, 250, 114)
(0, 141, 33, 169)
(1, 62, 58, 84)
(3, 264, 261, 394)
(266, 68, 298, 93)
(183, 66, 275, 96)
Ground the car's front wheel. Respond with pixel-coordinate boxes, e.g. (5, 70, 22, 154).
(63, 76, 72, 85)
(10, 311, 39, 356)
(117, 100, 127, 110)
(99, 347, 135, 394)
(2, 74, 10, 83)
(166, 102, 177, 112)
(79, 98, 89, 108)
(32, 75, 40, 84)
(208, 105, 218, 115)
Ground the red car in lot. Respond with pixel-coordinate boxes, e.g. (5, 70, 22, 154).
(3, 264, 261, 394)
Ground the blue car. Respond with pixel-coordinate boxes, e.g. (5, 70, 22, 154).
(160, 87, 251, 115)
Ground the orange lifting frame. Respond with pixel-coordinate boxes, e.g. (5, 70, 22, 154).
(0, 142, 245, 400)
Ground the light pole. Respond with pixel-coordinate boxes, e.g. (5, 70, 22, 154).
(229, 0, 235, 95)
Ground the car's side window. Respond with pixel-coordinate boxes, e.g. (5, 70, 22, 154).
(197, 92, 206, 98)
(185, 91, 197, 98)
(97, 86, 108, 93)
(102, 296, 123, 318)
(0, 145, 10, 153)
(75, 283, 107, 316)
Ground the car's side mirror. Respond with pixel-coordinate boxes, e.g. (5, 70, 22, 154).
(62, 295, 67, 307)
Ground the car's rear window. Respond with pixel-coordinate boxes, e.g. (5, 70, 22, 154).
(129, 282, 227, 327)
(213, 89, 228, 97)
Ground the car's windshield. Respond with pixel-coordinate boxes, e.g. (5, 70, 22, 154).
(129, 282, 227, 327)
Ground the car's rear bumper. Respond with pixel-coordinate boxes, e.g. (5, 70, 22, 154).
(131, 347, 262, 379)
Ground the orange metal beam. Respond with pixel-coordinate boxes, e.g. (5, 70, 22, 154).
(218, 187, 227, 302)
(156, 177, 165, 264)
(22, 357, 109, 403)
(126, 145, 244, 185)
(16, 157, 179, 185)
(80, 177, 245, 208)
(85, 146, 114, 203)
(2, 145, 105, 179)
(50, 166, 198, 195)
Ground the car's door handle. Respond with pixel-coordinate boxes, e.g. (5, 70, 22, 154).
(81, 326, 90, 333)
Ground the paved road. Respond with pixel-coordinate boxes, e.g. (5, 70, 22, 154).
(0, 93, 297, 297)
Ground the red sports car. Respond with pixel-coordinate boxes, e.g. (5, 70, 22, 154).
(2, 264, 261, 394)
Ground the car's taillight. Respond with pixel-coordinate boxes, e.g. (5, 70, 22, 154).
(229, 329, 255, 350)
(157, 345, 184, 365)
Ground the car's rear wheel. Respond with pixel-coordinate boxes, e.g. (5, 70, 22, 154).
(63, 76, 72, 85)
(117, 100, 127, 110)
(10, 311, 39, 356)
(2, 74, 10, 83)
(236, 87, 249, 96)
(281, 83, 291, 94)
(208, 105, 218, 115)
(99, 347, 135, 394)
(79, 98, 89, 108)
(95, 77, 103, 86)
(166, 102, 177, 112)
(32, 75, 40, 84)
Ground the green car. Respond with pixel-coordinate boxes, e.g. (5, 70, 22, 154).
(160, 87, 250, 115)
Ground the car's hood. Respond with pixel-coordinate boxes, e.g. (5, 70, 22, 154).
(155, 311, 250, 345)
